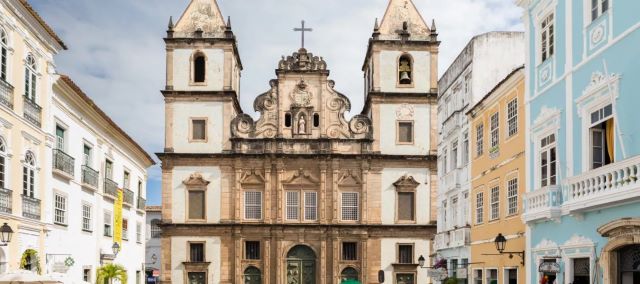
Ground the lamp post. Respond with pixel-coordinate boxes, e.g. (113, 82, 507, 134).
(112, 242, 121, 257)
(490, 233, 525, 265)
(0, 223, 13, 246)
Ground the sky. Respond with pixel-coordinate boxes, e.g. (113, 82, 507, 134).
(31, 0, 523, 205)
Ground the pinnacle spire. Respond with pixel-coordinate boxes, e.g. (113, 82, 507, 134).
(168, 16, 174, 30)
(226, 16, 232, 29)
(431, 19, 436, 32)
(377, 0, 430, 39)
(173, 0, 227, 38)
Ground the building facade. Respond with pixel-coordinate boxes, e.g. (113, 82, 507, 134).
(146, 206, 162, 283)
(45, 76, 154, 283)
(517, 0, 640, 284)
(157, 0, 438, 283)
(0, 0, 66, 274)
(467, 67, 525, 284)
(434, 32, 524, 282)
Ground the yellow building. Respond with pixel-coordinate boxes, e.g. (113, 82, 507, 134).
(0, 0, 66, 273)
(467, 67, 525, 284)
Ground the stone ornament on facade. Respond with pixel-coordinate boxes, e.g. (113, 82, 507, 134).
(174, 0, 227, 37)
(283, 169, 320, 185)
(337, 169, 363, 186)
(239, 170, 266, 186)
(183, 173, 211, 187)
(393, 174, 421, 190)
(597, 218, 640, 284)
(278, 48, 327, 71)
(395, 104, 415, 120)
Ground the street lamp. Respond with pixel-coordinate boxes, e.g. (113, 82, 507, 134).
(112, 242, 121, 257)
(0, 223, 13, 246)
(494, 233, 507, 253)
(418, 255, 425, 267)
(488, 233, 524, 265)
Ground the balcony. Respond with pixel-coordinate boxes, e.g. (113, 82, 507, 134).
(0, 188, 12, 214)
(22, 195, 40, 220)
(22, 96, 42, 127)
(81, 165, 99, 190)
(442, 170, 461, 192)
(0, 79, 14, 109)
(564, 155, 640, 213)
(449, 227, 471, 248)
(137, 197, 146, 211)
(522, 185, 562, 223)
(104, 178, 118, 199)
(123, 188, 134, 206)
(434, 232, 449, 251)
(52, 149, 75, 179)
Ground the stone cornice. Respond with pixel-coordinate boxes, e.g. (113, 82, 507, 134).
(362, 92, 436, 114)
(156, 152, 437, 162)
(164, 36, 243, 69)
(162, 89, 243, 114)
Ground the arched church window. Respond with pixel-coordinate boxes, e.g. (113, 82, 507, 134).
(398, 54, 412, 85)
(341, 267, 359, 281)
(1, 27, 8, 81)
(313, 113, 320, 128)
(244, 266, 261, 284)
(193, 52, 206, 83)
(285, 113, 292, 128)
(25, 54, 37, 100)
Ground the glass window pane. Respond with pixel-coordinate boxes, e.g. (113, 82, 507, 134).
(189, 191, 205, 220)
(397, 192, 415, 221)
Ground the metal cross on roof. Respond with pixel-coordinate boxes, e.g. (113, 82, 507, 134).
(293, 20, 312, 48)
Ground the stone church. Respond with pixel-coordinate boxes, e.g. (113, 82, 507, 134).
(157, 0, 439, 283)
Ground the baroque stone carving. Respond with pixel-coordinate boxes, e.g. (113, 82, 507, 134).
(283, 169, 320, 185)
(278, 48, 327, 71)
(395, 104, 415, 120)
(393, 175, 421, 190)
(183, 173, 210, 187)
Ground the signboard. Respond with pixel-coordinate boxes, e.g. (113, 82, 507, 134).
(152, 270, 160, 277)
(456, 268, 468, 279)
(538, 262, 561, 273)
(113, 188, 124, 246)
(427, 268, 448, 281)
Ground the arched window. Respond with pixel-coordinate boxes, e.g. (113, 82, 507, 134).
(243, 266, 261, 284)
(285, 113, 292, 128)
(398, 54, 412, 85)
(150, 219, 161, 238)
(0, 137, 6, 189)
(313, 113, 320, 128)
(193, 52, 206, 83)
(341, 267, 359, 281)
(1, 28, 8, 81)
(24, 54, 37, 100)
(23, 151, 36, 197)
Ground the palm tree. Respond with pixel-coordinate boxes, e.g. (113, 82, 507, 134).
(96, 263, 128, 284)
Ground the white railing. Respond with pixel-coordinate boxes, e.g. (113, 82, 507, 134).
(442, 111, 463, 137)
(449, 227, 470, 248)
(565, 155, 640, 212)
(522, 185, 561, 222)
(433, 232, 449, 251)
(443, 170, 461, 192)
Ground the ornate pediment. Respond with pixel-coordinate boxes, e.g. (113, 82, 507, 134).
(283, 169, 320, 185)
(598, 218, 640, 238)
(173, 0, 227, 38)
(278, 48, 326, 72)
(239, 169, 266, 186)
(337, 169, 363, 186)
(183, 173, 210, 187)
(393, 175, 420, 190)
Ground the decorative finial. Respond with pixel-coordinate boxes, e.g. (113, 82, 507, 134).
(168, 16, 174, 30)
(431, 19, 437, 32)
(372, 18, 380, 38)
(430, 19, 438, 42)
(293, 20, 313, 49)
(226, 16, 232, 30)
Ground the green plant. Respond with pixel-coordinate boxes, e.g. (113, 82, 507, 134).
(444, 277, 459, 284)
(19, 249, 41, 274)
(96, 263, 128, 284)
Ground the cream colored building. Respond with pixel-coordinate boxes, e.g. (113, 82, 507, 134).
(0, 0, 66, 273)
(158, 0, 440, 283)
(467, 67, 526, 284)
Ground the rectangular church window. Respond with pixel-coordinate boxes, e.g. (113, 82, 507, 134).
(397, 121, 414, 144)
(189, 242, 205, 262)
(304, 192, 317, 221)
(342, 242, 357, 260)
(397, 244, 413, 264)
(244, 191, 262, 220)
(188, 190, 205, 220)
(341, 192, 359, 221)
(245, 241, 260, 260)
(397, 192, 415, 221)
(286, 191, 299, 220)
(191, 119, 206, 141)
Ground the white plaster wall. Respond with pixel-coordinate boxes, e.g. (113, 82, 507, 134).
(45, 91, 149, 283)
(380, 168, 431, 225)
(171, 166, 221, 223)
(171, 101, 224, 153)
(170, 236, 221, 284)
(145, 210, 162, 271)
(380, 238, 430, 284)
(379, 50, 431, 93)
(173, 48, 224, 91)
(379, 104, 430, 155)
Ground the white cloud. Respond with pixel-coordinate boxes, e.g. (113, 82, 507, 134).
(32, 0, 523, 204)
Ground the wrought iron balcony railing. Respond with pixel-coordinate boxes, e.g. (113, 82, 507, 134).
(0, 188, 12, 214)
(0, 79, 14, 109)
(81, 165, 99, 189)
(53, 149, 75, 177)
(22, 195, 40, 220)
(104, 178, 118, 198)
(137, 197, 146, 211)
(123, 188, 134, 205)
(22, 96, 42, 127)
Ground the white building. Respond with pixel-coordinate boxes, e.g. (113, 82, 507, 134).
(44, 76, 155, 283)
(434, 32, 523, 280)
(145, 206, 161, 284)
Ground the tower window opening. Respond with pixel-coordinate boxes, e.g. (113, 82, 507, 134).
(285, 113, 292, 127)
(398, 55, 412, 85)
(194, 53, 206, 83)
(313, 113, 320, 127)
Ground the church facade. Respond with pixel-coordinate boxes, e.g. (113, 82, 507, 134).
(157, 0, 439, 283)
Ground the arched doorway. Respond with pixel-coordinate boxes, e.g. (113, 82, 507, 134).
(244, 266, 262, 284)
(286, 245, 316, 284)
(340, 267, 359, 282)
(618, 244, 640, 284)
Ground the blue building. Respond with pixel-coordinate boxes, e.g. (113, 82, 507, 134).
(517, 0, 640, 284)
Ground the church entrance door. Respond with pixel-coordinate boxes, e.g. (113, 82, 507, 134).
(618, 244, 640, 284)
(286, 245, 316, 284)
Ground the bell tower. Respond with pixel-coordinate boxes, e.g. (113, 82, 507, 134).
(162, 0, 243, 154)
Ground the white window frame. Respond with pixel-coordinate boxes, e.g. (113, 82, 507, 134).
(103, 210, 112, 237)
(451, 197, 458, 226)
(503, 267, 519, 284)
(53, 192, 67, 225)
(472, 269, 483, 284)
(506, 177, 519, 216)
(490, 112, 500, 149)
(341, 192, 359, 221)
(244, 191, 263, 220)
(304, 192, 317, 221)
(589, 0, 609, 22)
(0, 28, 8, 81)
(22, 151, 36, 198)
(588, 104, 614, 170)
(462, 131, 469, 166)
(451, 140, 458, 171)
(24, 53, 37, 100)
(55, 124, 65, 150)
(539, 134, 557, 188)
(490, 186, 500, 220)
(82, 203, 92, 232)
(0, 137, 7, 190)
(476, 124, 484, 157)
(83, 144, 92, 166)
(442, 147, 448, 174)
(507, 98, 518, 137)
(136, 222, 142, 243)
(285, 191, 299, 221)
(475, 191, 484, 224)
(539, 13, 555, 63)
(122, 218, 129, 241)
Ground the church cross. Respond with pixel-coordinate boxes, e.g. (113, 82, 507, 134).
(293, 20, 313, 48)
